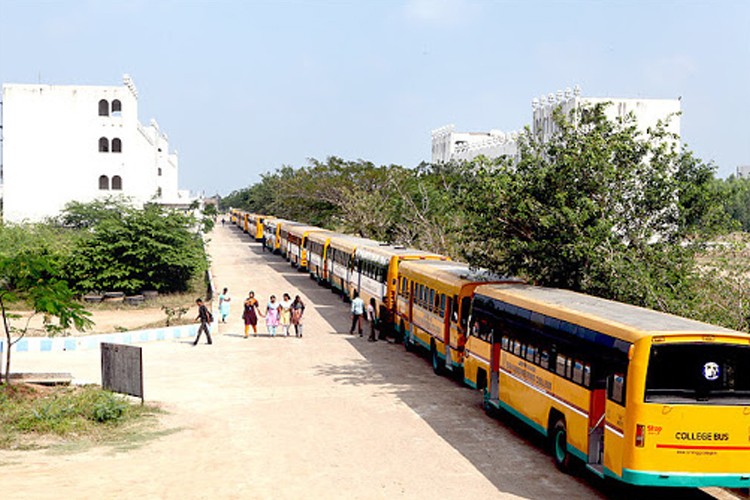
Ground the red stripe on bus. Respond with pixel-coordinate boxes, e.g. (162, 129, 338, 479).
(656, 444, 750, 451)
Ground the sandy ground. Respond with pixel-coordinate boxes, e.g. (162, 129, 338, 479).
(0, 225, 716, 499)
(8, 307, 171, 336)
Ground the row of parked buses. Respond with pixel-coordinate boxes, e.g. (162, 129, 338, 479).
(228, 208, 750, 489)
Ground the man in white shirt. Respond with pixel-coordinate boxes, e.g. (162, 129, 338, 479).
(349, 291, 365, 336)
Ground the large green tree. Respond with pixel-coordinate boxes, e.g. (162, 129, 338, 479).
(458, 103, 728, 315)
(64, 204, 208, 294)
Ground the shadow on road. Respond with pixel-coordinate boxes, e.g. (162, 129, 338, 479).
(228, 225, 711, 500)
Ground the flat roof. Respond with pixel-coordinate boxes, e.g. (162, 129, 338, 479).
(476, 284, 742, 343)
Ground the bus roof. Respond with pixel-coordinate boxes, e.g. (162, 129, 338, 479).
(328, 234, 382, 253)
(287, 225, 324, 238)
(354, 244, 447, 263)
(399, 260, 521, 290)
(306, 229, 335, 244)
(475, 284, 740, 343)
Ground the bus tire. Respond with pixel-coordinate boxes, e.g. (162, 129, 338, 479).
(431, 341, 444, 376)
(551, 419, 572, 472)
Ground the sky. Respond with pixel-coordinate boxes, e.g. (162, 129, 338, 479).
(1, 0, 748, 197)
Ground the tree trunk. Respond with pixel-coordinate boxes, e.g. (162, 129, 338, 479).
(0, 297, 10, 385)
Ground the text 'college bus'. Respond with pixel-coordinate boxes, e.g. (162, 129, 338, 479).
(471, 284, 750, 488)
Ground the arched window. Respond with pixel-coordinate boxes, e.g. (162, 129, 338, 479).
(112, 175, 122, 190)
(156, 187, 162, 198)
(98, 99, 109, 116)
(98, 137, 109, 152)
(112, 138, 122, 153)
(99, 175, 109, 190)
(111, 99, 122, 116)
(158, 167, 162, 176)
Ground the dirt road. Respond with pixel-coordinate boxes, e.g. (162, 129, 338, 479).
(0, 225, 713, 499)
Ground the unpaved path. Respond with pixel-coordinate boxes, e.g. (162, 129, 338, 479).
(0, 225, 709, 499)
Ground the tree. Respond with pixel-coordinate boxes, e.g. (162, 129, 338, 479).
(0, 252, 92, 385)
(64, 204, 209, 294)
(458, 103, 728, 314)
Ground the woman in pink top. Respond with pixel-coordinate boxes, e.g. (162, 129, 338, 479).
(265, 295, 280, 337)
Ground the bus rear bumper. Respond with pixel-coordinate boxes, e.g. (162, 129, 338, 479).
(620, 468, 750, 488)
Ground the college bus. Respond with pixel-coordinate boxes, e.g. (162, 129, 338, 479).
(247, 214, 267, 241)
(396, 260, 522, 383)
(471, 284, 750, 487)
(288, 226, 328, 271)
(306, 231, 333, 284)
(348, 245, 448, 332)
(263, 218, 288, 253)
(326, 235, 380, 298)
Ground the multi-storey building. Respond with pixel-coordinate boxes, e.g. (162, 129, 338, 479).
(431, 85, 681, 164)
(0, 75, 192, 223)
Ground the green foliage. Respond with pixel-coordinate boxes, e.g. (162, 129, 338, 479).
(0, 384, 153, 448)
(715, 175, 750, 232)
(457, 104, 728, 316)
(57, 197, 129, 229)
(64, 204, 209, 295)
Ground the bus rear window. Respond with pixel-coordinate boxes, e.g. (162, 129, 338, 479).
(645, 343, 750, 405)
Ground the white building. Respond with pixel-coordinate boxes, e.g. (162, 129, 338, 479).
(736, 165, 750, 179)
(431, 125, 519, 163)
(1, 75, 192, 223)
(431, 86, 681, 164)
(532, 86, 681, 143)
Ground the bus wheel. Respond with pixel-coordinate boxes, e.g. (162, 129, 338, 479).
(551, 419, 572, 472)
(431, 341, 444, 376)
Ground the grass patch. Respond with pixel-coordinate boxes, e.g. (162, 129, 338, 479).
(0, 383, 166, 451)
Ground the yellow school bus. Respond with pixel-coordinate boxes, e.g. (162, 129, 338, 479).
(288, 225, 328, 271)
(348, 245, 449, 331)
(306, 230, 333, 284)
(230, 208, 241, 226)
(473, 283, 750, 487)
(247, 214, 267, 241)
(326, 235, 381, 297)
(396, 260, 522, 381)
(263, 218, 289, 253)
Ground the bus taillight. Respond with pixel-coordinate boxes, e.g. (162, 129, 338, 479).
(635, 424, 645, 447)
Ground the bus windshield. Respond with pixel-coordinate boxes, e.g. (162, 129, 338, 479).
(644, 343, 750, 405)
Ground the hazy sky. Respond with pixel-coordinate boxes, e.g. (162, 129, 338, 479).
(1, 0, 748, 196)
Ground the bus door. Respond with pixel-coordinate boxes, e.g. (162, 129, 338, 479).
(487, 327, 501, 404)
(588, 368, 606, 468)
(443, 296, 453, 372)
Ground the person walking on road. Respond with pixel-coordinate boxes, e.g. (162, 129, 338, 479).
(279, 293, 293, 336)
(291, 295, 306, 338)
(367, 297, 377, 342)
(193, 298, 213, 345)
(218, 287, 231, 323)
(265, 295, 280, 337)
(349, 291, 365, 336)
(242, 291, 262, 337)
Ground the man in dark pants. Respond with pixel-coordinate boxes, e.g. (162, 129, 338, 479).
(194, 298, 213, 345)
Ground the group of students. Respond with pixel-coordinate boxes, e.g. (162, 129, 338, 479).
(218, 288, 306, 338)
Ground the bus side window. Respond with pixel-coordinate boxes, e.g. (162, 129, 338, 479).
(452, 295, 459, 322)
(526, 345, 535, 362)
(501, 336, 509, 351)
(572, 360, 584, 384)
(556, 354, 567, 376)
(540, 350, 549, 369)
(608, 373, 625, 404)
(566, 358, 573, 379)
(460, 297, 471, 328)
(429, 289, 435, 312)
(583, 364, 591, 387)
(440, 294, 446, 317)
